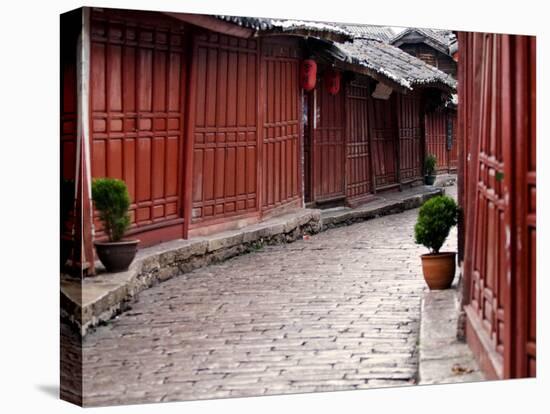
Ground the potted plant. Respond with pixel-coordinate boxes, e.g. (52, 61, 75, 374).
(92, 178, 139, 272)
(424, 154, 437, 185)
(414, 195, 459, 289)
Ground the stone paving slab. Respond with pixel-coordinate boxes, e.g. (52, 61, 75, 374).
(62, 186, 443, 336)
(70, 196, 463, 407)
(61, 209, 321, 336)
(418, 288, 485, 385)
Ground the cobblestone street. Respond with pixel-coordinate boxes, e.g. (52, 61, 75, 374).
(81, 188, 457, 406)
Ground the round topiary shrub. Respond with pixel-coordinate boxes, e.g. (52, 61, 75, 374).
(414, 195, 459, 254)
(424, 154, 437, 176)
(92, 178, 131, 242)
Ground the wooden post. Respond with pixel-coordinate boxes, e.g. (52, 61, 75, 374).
(182, 32, 198, 239)
(257, 38, 265, 215)
(77, 7, 95, 276)
(394, 93, 402, 190)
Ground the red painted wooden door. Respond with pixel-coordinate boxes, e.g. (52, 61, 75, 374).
(397, 92, 423, 182)
(312, 77, 346, 202)
(90, 10, 187, 246)
(512, 35, 536, 378)
(466, 34, 509, 376)
(460, 32, 536, 379)
(261, 39, 302, 211)
(189, 33, 259, 227)
(448, 112, 458, 170)
(368, 96, 398, 189)
(425, 109, 449, 172)
(345, 79, 373, 202)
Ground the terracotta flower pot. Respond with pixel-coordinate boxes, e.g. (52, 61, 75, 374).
(420, 252, 456, 290)
(94, 239, 139, 273)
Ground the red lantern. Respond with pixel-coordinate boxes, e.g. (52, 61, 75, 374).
(300, 59, 317, 91)
(325, 69, 341, 95)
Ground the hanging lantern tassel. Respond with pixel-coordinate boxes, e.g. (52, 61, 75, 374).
(325, 69, 341, 95)
(300, 59, 317, 91)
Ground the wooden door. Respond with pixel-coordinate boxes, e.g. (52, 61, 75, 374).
(397, 92, 423, 182)
(345, 79, 373, 202)
(368, 96, 398, 189)
(89, 10, 187, 246)
(448, 112, 458, 171)
(261, 38, 302, 212)
(425, 109, 449, 172)
(460, 32, 536, 379)
(512, 34, 536, 378)
(189, 33, 259, 227)
(312, 77, 346, 202)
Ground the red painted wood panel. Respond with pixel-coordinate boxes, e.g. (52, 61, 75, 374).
(459, 32, 536, 379)
(312, 75, 346, 202)
(448, 112, 458, 170)
(190, 33, 258, 224)
(368, 96, 398, 189)
(397, 92, 423, 182)
(261, 39, 301, 211)
(425, 108, 449, 172)
(345, 78, 373, 201)
(425, 109, 458, 173)
(60, 9, 81, 268)
(90, 10, 186, 241)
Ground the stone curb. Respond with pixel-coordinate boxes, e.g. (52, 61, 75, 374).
(321, 187, 443, 230)
(418, 287, 485, 385)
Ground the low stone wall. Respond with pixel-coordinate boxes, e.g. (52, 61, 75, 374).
(321, 187, 443, 230)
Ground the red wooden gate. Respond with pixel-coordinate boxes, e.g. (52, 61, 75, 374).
(425, 108, 458, 173)
(425, 108, 449, 171)
(397, 92, 423, 182)
(188, 33, 259, 230)
(311, 75, 346, 202)
(345, 78, 373, 203)
(448, 111, 458, 170)
(368, 96, 398, 189)
(459, 32, 536, 379)
(89, 10, 187, 246)
(261, 38, 302, 212)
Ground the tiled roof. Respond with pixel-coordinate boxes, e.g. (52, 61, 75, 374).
(334, 38, 457, 92)
(215, 15, 352, 42)
(212, 15, 455, 93)
(390, 28, 456, 56)
(337, 24, 395, 41)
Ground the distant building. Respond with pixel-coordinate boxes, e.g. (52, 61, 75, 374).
(390, 28, 457, 78)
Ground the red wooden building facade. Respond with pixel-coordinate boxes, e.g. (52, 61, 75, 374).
(457, 31, 536, 379)
(391, 29, 459, 175)
(425, 108, 458, 173)
(61, 8, 455, 274)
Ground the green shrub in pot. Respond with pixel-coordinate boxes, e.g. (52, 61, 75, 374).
(414, 195, 459, 289)
(424, 154, 437, 185)
(92, 178, 138, 272)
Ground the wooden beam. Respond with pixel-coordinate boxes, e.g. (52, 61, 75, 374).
(163, 12, 254, 38)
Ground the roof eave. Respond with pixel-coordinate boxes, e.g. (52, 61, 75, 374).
(164, 12, 255, 38)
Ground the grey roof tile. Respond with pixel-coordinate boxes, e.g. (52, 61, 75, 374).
(334, 38, 457, 91)
(215, 15, 352, 41)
